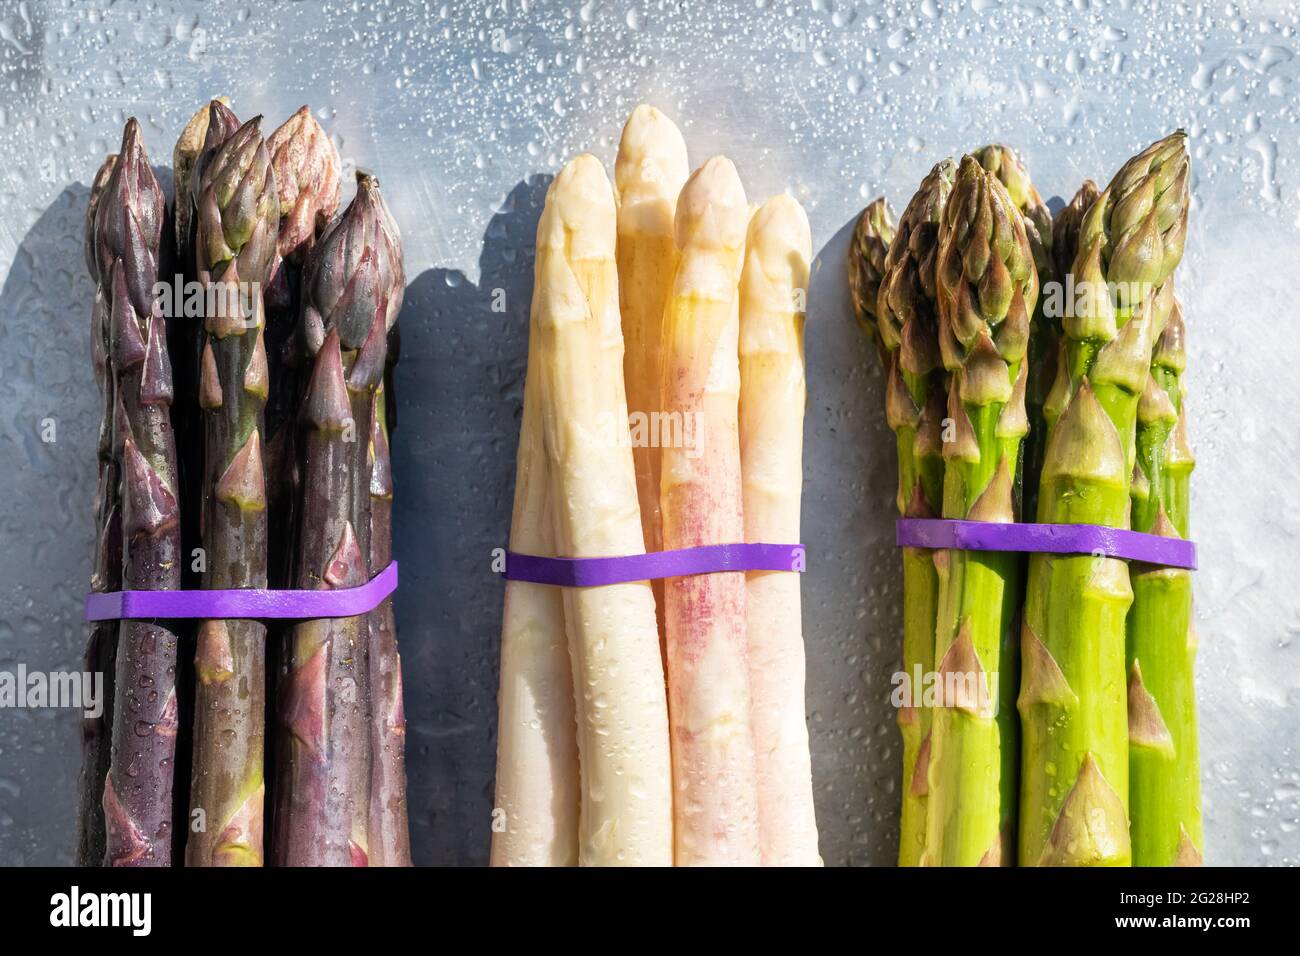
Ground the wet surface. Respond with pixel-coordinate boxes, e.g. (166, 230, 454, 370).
(0, 0, 1296, 865)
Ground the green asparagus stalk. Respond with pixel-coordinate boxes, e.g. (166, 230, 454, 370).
(77, 153, 119, 867)
(93, 119, 181, 866)
(275, 172, 398, 866)
(856, 160, 954, 866)
(1127, 286, 1203, 865)
(971, 145, 1054, 518)
(1018, 132, 1189, 866)
(924, 156, 1039, 866)
(366, 383, 411, 866)
(187, 116, 279, 867)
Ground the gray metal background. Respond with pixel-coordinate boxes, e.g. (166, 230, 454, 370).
(0, 0, 1296, 866)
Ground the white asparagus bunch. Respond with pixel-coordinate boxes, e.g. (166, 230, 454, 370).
(738, 195, 820, 865)
(615, 105, 689, 642)
(490, 326, 579, 866)
(533, 154, 674, 865)
(660, 156, 762, 865)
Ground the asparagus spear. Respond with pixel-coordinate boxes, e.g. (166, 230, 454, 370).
(274, 173, 398, 866)
(172, 100, 240, 592)
(1127, 284, 1203, 866)
(613, 104, 688, 646)
(361, 180, 410, 866)
(925, 156, 1039, 866)
(660, 156, 761, 865)
(739, 194, 820, 865)
(490, 326, 579, 866)
(532, 154, 673, 865)
(187, 116, 278, 867)
(1018, 132, 1189, 866)
(852, 161, 953, 866)
(76, 153, 119, 867)
(263, 107, 343, 589)
(971, 145, 1054, 518)
(93, 119, 181, 866)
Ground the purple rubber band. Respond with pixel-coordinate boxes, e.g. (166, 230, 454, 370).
(503, 543, 805, 587)
(896, 519, 1197, 570)
(84, 561, 399, 622)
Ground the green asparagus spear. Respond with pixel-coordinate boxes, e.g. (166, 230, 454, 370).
(274, 173, 399, 866)
(924, 156, 1039, 866)
(851, 160, 953, 866)
(77, 153, 119, 867)
(94, 119, 181, 866)
(1128, 286, 1203, 865)
(1019, 132, 1189, 867)
(971, 145, 1054, 519)
(187, 116, 279, 867)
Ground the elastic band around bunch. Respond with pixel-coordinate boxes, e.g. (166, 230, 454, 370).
(502, 543, 805, 587)
(896, 519, 1197, 570)
(84, 561, 399, 622)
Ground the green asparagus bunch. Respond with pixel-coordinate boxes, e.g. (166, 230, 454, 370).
(94, 119, 182, 866)
(925, 156, 1038, 866)
(1019, 132, 1189, 866)
(1127, 283, 1203, 866)
(187, 116, 280, 867)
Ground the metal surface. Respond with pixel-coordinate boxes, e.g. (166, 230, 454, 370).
(0, 0, 1297, 866)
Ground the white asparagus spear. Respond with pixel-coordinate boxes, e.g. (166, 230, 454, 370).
(660, 156, 762, 865)
(615, 105, 689, 642)
(490, 324, 579, 866)
(533, 154, 674, 865)
(738, 194, 821, 865)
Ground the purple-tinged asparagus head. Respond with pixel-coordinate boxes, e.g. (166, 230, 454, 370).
(267, 105, 343, 264)
(94, 119, 165, 317)
(173, 97, 235, 252)
(301, 172, 404, 362)
(191, 100, 241, 208)
(196, 115, 279, 288)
